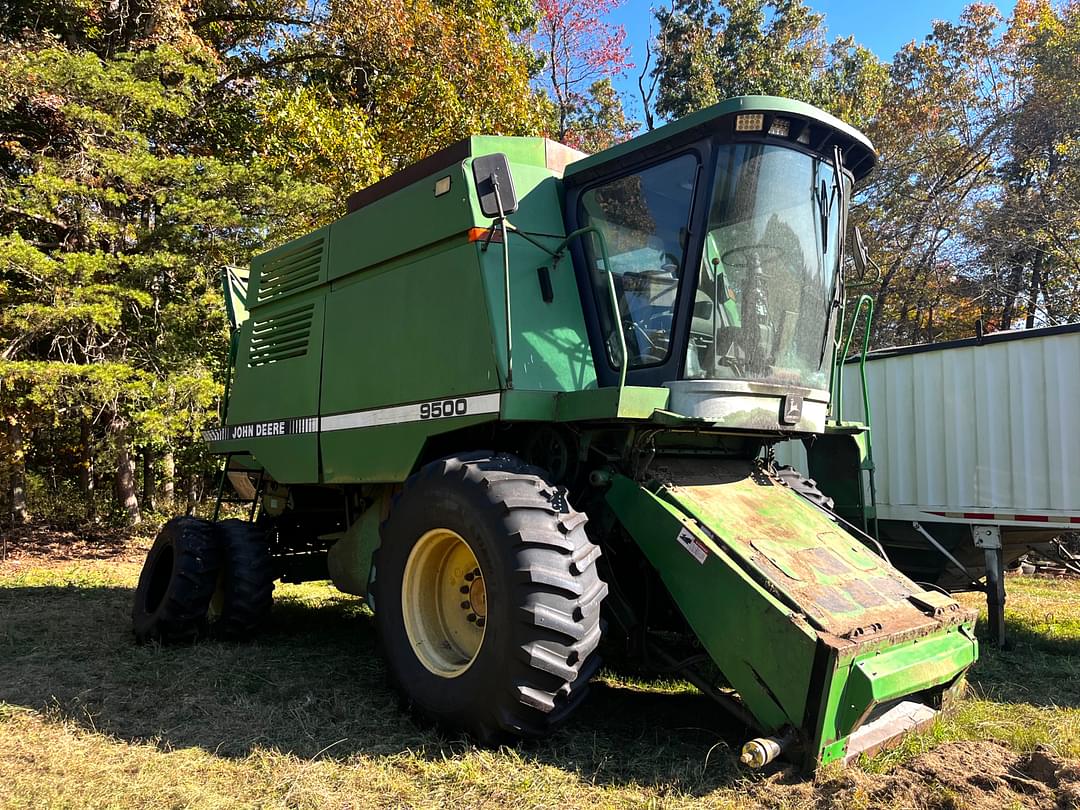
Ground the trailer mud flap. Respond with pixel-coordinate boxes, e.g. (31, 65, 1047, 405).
(605, 459, 977, 768)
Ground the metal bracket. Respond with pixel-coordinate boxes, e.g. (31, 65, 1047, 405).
(973, 524, 1001, 549)
(912, 521, 982, 589)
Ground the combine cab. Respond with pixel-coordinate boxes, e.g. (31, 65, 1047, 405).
(133, 96, 977, 769)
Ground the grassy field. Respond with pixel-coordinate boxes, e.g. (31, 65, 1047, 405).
(1, 532, 1079, 809)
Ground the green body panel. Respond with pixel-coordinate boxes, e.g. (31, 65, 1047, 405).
(322, 414, 498, 484)
(471, 164, 597, 393)
(498, 386, 672, 422)
(223, 228, 331, 482)
(808, 623, 975, 766)
(327, 173, 471, 283)
(554, 386, 670, 421)
(839, 630, 975, 732)
(606, 462, 977, 765)
(320, 241, 499, 414)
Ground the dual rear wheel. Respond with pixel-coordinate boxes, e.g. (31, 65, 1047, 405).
(132, 517, 274, 643)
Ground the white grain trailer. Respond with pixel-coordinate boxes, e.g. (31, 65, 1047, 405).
(775, 323, 1080, 647)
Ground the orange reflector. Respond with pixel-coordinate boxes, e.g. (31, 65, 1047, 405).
(467, 227, 503, 243)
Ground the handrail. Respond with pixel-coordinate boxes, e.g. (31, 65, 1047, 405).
(835, 293, 874, 426)
(552, 226, 626, 391)
(836, 292, 879, 538)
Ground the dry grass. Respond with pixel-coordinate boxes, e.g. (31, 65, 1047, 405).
(1, 531, 1079, 809)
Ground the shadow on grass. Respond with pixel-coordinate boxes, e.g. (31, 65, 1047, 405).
(965, 614, 1080, 709)
(0, 582, 749, 795)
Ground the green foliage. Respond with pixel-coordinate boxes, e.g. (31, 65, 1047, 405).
(566, 79, 639, 153)
(652, 0, 887, 124)
(0, 0, 544, 525)
(852, 1, 1080, 345)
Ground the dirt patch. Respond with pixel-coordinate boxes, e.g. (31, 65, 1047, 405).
(751, 741, 1080, 809)
(0, 522, 150, 571)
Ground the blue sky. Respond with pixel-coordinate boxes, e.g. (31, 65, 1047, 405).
(607, 1, 1018, 118)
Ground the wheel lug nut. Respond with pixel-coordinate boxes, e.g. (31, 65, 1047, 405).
(476, 618, 485, 628)
(460, 585, 469, 594)
(465, 572, 474, 581)
(473, 568, 481, 577)
(461, 600, 471, 609)
(467, 613, 477, 622)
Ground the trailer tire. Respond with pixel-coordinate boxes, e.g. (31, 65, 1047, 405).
(374, 452, 607, 744)
(132, 516, 221, 643)
(773, 464, 835, 512)
(210, 519, 276, 639)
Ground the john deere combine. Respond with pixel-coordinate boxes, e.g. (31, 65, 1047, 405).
(133, 96, 977, 769)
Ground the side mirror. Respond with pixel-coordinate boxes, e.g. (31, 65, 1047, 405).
(852, 226, 869, 277)
(472, 153, 518, 218)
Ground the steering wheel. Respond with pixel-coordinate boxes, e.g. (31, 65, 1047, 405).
(720, 243, 786, 269)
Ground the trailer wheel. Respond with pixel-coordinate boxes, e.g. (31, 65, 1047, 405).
(132, 516, 220, 643)
(374, 452, 607, 744)
(209, 519, 276, 639)
(773, 464, 835, 512)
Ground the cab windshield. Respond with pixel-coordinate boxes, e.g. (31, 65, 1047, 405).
(579, 141, 846, 391)
(689, 143, 844, 391)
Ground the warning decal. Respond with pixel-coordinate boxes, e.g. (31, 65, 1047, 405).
(676, 527, 709, 565)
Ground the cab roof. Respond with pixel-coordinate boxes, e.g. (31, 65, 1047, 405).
(564, 95, 877, 185)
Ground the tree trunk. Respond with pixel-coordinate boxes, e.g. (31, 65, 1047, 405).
(999, 255, 1025, 330)
(161, 451, 175, 509)
(185, 471, 200, 515)
(7, 420, 28, 525)
(1025, 252, 1046, 329)
(79, 417, 95, 518)
(141, 448, 155, 513)
(112, 417, 141, 525)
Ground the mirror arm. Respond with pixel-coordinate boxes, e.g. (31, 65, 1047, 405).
(490, 174, 515, 389)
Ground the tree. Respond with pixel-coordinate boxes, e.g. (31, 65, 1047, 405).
(567, 79, 639, 152)
(653, 0, 827, 119)
(527, 0, 633, 146)
(0, 0, 546, 525)
(851, 2, 1080, 346)
(972, 0, 1080, 329)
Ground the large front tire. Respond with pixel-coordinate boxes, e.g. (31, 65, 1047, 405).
(132, 517, 220, 643)
(374, 453, 607, 743)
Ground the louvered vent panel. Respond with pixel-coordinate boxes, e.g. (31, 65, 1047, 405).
(257, 238, 324, 303)
(247, 303, 315, 367)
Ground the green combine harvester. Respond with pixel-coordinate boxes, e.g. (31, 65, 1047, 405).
(133, 96, 978, 770)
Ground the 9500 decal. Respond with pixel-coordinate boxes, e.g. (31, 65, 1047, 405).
(202, 392, 504, 442)
(420, 398, 469, 419)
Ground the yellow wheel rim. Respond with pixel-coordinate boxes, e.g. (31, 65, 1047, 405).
(208, 569, 226, 620)
(402, 528, 487, 678)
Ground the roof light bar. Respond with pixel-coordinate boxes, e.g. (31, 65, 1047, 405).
(768, 118, 791, 137)
(735, 113, 764, 132)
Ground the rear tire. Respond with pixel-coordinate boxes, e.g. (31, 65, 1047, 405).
(133, 517, 220, 643)
(374, 452, 607, 743)
(210, 519, 275, 639)
(773, 464, 835, 511)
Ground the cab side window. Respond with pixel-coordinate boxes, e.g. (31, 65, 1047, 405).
(579, 154, 699, 369)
